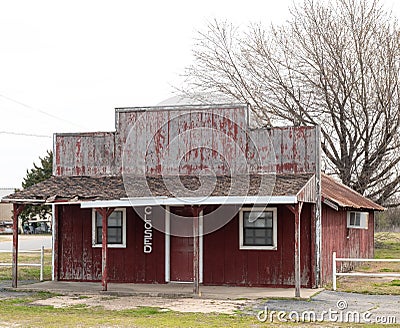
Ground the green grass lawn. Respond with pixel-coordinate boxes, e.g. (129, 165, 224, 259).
(0, 249, 52, 281)
(0, 292, 397, 328)
(336, 232, 400, 295)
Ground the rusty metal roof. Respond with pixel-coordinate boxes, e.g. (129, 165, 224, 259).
(321, 174, 384, 211)
(2, 174, 312, 203)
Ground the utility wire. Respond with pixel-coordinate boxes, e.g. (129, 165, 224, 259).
(0, 93, 85, 129)
(0, 131, 52, 138)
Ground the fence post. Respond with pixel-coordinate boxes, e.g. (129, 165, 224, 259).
(332, 251, 337, 291)
(40, 246, 44, 281)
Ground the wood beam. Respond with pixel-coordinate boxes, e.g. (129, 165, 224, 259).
(12, 204, 25, 288)
(294, 202, 303, 298)
(191, 205, 200, 296)
(95, 207, 115, 292)
(52, 204, 59, 281)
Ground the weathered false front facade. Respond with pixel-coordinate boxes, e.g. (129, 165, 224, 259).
(2, 104, 383, 295)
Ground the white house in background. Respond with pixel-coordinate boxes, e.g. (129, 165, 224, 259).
(0, 188, 15, 233)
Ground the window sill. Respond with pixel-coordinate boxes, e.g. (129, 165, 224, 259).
(240, 245, 277, 250)
(92, 244, 126, 248)
(347, 226, 368, 230)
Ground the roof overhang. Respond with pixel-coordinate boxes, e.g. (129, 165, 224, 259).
(1, 198, 46, 205)
(79, 195, 298, 208)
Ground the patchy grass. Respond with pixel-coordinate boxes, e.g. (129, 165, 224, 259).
(335, 232, 400, 295)
(0, 293, 397, 327)
(0, 249, 52, 281)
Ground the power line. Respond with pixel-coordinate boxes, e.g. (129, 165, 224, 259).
(0, 93, 85, 129)
(0, 131, 52, 138)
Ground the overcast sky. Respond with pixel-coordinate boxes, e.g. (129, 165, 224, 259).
(1, 0, 400, 187)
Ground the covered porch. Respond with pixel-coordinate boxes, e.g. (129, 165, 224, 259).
(2, 173, 320, 298)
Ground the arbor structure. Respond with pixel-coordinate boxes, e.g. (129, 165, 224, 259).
(181, 0, 400, 205)
(19, 150, 53, 224)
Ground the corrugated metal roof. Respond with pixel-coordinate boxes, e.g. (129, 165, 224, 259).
(321, 174, 384, 211)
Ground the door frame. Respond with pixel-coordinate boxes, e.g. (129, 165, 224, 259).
(165, 205, 203, 283)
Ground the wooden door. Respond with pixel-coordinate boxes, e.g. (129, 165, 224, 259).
(170, 235, 194, 282)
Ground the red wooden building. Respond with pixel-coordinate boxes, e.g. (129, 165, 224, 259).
(2, 104, 383, 296)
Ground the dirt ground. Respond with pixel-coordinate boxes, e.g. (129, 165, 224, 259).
(31, 294, 253, 314)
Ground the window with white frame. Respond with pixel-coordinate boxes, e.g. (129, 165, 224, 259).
(239, 207, 277, 250)
(347, 211, 368, 229)
(92, 208, 126, 248)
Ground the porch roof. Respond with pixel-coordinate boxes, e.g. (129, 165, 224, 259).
(2, 173, 384, 210)
(1, 174, 312, 204)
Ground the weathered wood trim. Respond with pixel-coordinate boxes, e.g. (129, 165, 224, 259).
(94, 207, 115, 291)
(165, 206, 170, 283)
(192, 206, 200, 296)
(12, 204, 25, 288)
(294, 201, 303, 297)
(52, 204, 59, 281)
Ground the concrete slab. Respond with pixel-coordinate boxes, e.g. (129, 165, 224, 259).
(12, 281, 323, 300)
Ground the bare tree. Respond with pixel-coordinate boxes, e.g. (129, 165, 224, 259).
(180, 0, 400, 205)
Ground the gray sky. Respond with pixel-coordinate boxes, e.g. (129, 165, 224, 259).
(1, 0, 399, 187)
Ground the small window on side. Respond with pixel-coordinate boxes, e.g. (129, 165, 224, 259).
(347, 211, 368, 229)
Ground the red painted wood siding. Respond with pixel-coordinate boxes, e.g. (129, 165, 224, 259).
(54, 106, 319, 177)
(320, 204, 374, 284)
(202, 204, 313, 287)
(57, 205, 165, 283)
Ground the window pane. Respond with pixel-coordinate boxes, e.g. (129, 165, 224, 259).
(95, 210, 124, 245)
(350, 212, 355, 225)
(242, 210, 275, 247)
(245, 236, 255, 245)
(245, 229, 255, 238)
(108, 216, 122, 227)
(255, 229, 267, 237)
(255, 237, 267, 245)
(108, 228, 122, 244)
(96, 227, 102, 244)
(96, 213, 102, 227)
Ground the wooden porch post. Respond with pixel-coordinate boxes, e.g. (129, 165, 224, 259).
(52, 204, 59, 281)
(192, 206, 200, 296)
(287, 202, 303, 298)
(12, 204, 25, 288)
(310, 204, 316, 288)
(95, 208, 115, 292)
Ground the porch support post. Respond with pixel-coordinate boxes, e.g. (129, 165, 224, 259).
(95, 207, 115, 292)
(12, 204, 25, 288)
(192, 205, 200, 296)
(310, 204, 316, 288)
(52, 204, 59, 281)
(287, 202, 303, 298)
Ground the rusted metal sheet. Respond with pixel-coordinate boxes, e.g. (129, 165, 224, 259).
(54, 132, 116, 176)
(320, 204, 374, 284)
(322, 174, 384, 210)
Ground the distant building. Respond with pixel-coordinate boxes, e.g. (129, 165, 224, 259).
(0, 188, 15, 233)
